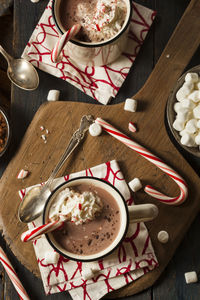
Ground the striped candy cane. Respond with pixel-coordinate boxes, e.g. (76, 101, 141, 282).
(51, 24, 81, 63)
(95, 118, 188, 205)
(0, 247, 30, 300)
(21, 219, 65, 242)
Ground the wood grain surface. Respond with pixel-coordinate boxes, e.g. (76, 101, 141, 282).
(1, 0, 199, 299)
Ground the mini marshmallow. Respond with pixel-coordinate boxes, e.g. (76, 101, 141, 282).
(196, 81, 200, 90)
(82, 268, 94, 280)
(157, 231, 169, 244)
(176, 111, 189, 123)
(195, 133, 200, 145)
(180, 98, 195, 109)
(47, 90, 60, 101)
(172, 119, 184, 132)
(89, 123, 102, 136)
(179, 129, 189, 136)
(183, 82, 194, 92)
(193, 104, 200, 119)
(185, 119, 197, 133)
(128, 178, 142, 192)
(184, 271, 198, 284)
(197, 120, 200, 128)
(124, 98, 137, 112)
(174, 102, 182, 113)
(188, 90, 200, 102)
(44, 251, 59, 264)
(185, 72, 199, 83)
(180, 133, 196, 147)
(176, 86, 192, 101)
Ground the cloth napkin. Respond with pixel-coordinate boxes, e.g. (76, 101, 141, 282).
(19, 160, 158, 300)
(22, 1, 156, 105)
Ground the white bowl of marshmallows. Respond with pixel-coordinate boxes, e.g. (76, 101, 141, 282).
(167, 66, 200, 157)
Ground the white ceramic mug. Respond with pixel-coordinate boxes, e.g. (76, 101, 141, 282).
(52, 0, 132, 66)
(43, 177, 158, 262)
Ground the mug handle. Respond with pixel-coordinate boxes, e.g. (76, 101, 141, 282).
(128, 204, 158, 223)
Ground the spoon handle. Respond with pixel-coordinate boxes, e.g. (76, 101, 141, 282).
(45, 115, 94, 189)
(0, 45, 12, 65)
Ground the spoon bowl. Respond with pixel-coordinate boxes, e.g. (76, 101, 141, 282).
(0, 45, 39, 90)
(7, 58, 39, 91)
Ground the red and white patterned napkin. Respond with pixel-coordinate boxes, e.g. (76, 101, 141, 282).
(19, 160, 158, 300)
(22, 1, 156, 105)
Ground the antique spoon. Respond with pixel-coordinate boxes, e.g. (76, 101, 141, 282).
(0, 45, 39, 90)
(18, 115, 94, 223)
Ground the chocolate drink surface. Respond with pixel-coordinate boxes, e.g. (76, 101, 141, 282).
(51, 184, 121, 255)
(59, 0, 127, 43)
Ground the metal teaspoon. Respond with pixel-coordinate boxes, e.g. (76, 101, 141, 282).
(0, 45, 39, 90)
(18, 115, 94, 223)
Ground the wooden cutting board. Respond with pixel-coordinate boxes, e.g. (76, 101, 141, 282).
(1, 0, 200, 298)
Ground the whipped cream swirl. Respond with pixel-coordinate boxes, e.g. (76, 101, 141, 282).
(49, 187, 103, 225)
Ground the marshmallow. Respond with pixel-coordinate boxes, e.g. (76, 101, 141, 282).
(196, 81, 200, 90)
(185, 119, 197, 133)
(180, 98, 195, 109)
(184, 271, 198, 284)
(179, 129, 189, 136)
(188, 90, 200, 102)
(128, 178, 142, 192)
(195, 134, 200, 145)
(193, 104, 200, 119)
(180, 133, 196, 147)
(172, 119, 184, 132)
(185, 72, 199, 83)
(174, 102, 182, 113)
(183, 82, 194, 92)
(176, 85, 192, 101)
(89, 123, 102, 136)
(44, 251, 59, 264)
(197, 120, 200, 128)
(82, 268, 94, 280)
(31, 0, 40, 2)
(124, 98, 137, 112)
(47, 90, 60, 101)
(176, 111, 189, 123)
(157, 231, 169, 244)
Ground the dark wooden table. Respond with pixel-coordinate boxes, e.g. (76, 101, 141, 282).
(0, 0, 200, 299)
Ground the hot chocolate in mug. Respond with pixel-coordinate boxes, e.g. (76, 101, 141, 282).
(52, 0, 132, 66)
(43, 177, 158, 262)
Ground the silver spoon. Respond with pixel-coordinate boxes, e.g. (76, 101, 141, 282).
(18, 115, 94, 223)
(0, 45, 39, 90)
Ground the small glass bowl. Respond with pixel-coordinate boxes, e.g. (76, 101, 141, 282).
(166, 65, 200, 157)
(0, 107, 11, 157)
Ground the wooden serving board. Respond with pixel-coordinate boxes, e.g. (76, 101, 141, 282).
(1, 0, 200, 298)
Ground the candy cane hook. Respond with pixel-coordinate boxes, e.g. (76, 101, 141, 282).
(21, 219, 64, 242)
(95, 118, 188, 205)
(0, 247, 30, 300)
(51, 24, 81, 63)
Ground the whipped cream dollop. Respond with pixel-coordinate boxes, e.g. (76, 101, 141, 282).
(49, 187, 103, 225)
(77, 0, 127, 42)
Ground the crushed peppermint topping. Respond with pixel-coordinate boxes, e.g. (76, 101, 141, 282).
(77, 0, 127, 42)
(49, 188, 103, 225)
